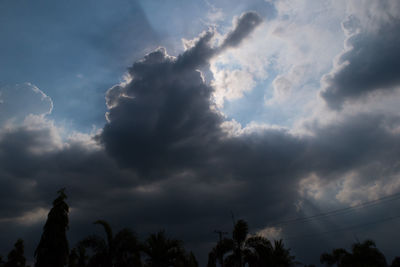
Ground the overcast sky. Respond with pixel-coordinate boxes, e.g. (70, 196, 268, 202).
(1, 0, 400, 265)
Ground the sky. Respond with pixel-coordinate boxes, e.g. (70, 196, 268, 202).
(1, 0, 400, 265)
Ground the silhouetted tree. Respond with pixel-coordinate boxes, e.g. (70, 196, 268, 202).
(79, 220, 141, 267)
(320, 248, 350, 266)
(244, 236, 273, 267)
(207, 250, 217, 267)
(143, 230, 187, 267)
(113, 228, 142, 267)
(391, 257, 400, 267)
(208, 238, 234, 267)
(208, 220, 294, 267)
(320, 239, 387, 267)
(271, 239, 296, 267)
(351, 240, 387, 266)
(173, 251, 198, 267)
(208, 220, 250, 267)
(35, 188, 69, 267)
(4, 239, 26, 267)
(68, 246, 87, 267)
(184, 251, 199, 267)
(68, 249, 79, 267)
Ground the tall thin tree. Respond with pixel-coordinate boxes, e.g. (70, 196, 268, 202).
(35, 188, 69, 267)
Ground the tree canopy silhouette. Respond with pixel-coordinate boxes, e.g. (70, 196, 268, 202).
(207, 219, 295, 267)
(391, 257, 400, 267)
(78, 220, 141, 267)
(271, 239, 296, 267)
(34, 188, 69, 267)
(68, 246, 87, 267)
(320, 239, 388, 267)
(4, 239, 26, 267)
(4, 189, 400, 267)
(143, 230, 197, 267)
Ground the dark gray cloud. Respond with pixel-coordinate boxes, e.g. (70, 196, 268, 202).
(2, 109, 400, 265)
(0, 13, 269, 263)
(102, 46, 222, 177)
(101, 11, 263, 178)
(96, 9, 400, 263)
(301, 113, 400, 182)
(220, 11, 262, 49)
(321, 14, 400, 109)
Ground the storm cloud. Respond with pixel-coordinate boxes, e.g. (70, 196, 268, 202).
(321, 9, 400, 109)
(2, 6, 400, 266)
(101, 11, 263, 178)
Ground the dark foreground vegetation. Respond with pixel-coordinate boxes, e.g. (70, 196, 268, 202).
(1, 190, 399, 267)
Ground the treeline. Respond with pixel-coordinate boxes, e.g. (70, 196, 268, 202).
(1, 190, 400, 267)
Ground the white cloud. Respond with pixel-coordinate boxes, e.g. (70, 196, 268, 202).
(256, 226, 282, 240)
(0, 207, 48, 226)
(205, 0, 225, 23)
(0, 83, 53, 127)
(210, 0, 345, 125)
(336, 170, 400, 206)
(212, 69, 255, 108)
(345, 0, 400, 32)
(298, 173, 327, 200)
(268, 75, 292, 104)
(297, 164, 400, 208)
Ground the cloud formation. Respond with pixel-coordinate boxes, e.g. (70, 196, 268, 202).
(321, 6, 400, 109)
(220, 11, 263, 49)
(0, 83, 53, 126)
(101, 11, 262, 178)
(98, 7, 400, 258)
(2, 5, 400, 265)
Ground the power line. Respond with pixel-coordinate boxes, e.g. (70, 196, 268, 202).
(283, 214, 400, 241)
(268, 191, 400, 227)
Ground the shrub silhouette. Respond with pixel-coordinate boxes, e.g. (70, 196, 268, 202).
(4, 239, 26, 267)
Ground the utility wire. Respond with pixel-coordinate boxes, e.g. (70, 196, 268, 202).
(268, 191, 400, 227)
(283, 214, 400, 241)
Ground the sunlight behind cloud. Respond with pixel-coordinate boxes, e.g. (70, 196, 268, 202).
(210, 0, 345, 128)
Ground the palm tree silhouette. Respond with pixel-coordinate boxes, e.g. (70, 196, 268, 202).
(224, 220, 261, 267)
(79, 220, 141, 267)
(244, 236, 273, 266)
(142, 230, 188, 267)
(208, 219, 295, 267)
(207, 220, 295, 267)
(271, 240, 295, 267)
(207, 238, 235, 267)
